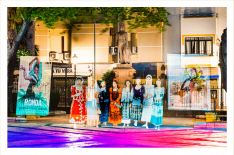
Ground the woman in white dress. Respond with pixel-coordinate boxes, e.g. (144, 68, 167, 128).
(86, 77, 99, 127)
(141, 74, 154, 129)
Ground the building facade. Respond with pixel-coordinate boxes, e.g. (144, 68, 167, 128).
(164, 7, 227, 113)
(11, 7, 227, 115)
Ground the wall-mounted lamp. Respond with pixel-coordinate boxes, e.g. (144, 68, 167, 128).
(72, 53, 78, 77)
(72, 53, 78, 59)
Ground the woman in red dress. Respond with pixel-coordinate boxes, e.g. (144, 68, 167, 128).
(109, 80, 122, 127)
(69, 77, 87, 126)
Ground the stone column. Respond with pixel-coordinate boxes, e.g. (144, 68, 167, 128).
(113, 64, 136, 88)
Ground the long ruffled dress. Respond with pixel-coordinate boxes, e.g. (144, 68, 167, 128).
(151, 87, 164, 126)
(141, 85, 155, 122)
(98, 88, 109, 123)
(121, 87, 133, 124)
(109, 88, 122, 126)
(70, 85, 87, 124)
(130, 86, 144, 121)
(86, 86, 99, 126)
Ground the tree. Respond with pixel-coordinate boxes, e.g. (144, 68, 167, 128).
(7, 7, 170, 115)
(8, 8, 65, 63)
(7, 8, 69, 114)
(8, 7, 170, 64)
(56, 8, 99, 52)
(56, 7, 170, 62)
(8, 7, 99, 64)
(97, 7, 170, 31)
(102, 70, 116, 91)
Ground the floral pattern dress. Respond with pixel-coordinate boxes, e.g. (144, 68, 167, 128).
(109, 88, 122, 125)
(141, 85, 155, 122)
(70, 85, 87, 124)
(130, 86, 144, 121)
(121, 87, 133, 124)
(151, 87, 164, 126)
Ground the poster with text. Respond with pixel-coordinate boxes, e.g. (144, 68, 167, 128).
(16, 56, 52, 116)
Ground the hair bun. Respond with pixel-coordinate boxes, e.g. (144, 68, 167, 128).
(76, 76, 83, 81)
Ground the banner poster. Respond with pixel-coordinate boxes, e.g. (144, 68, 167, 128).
(16, 56, 52, 116)
(167, 55, 212, 111)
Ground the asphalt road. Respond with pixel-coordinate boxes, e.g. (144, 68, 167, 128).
(8, 123, 227, 148)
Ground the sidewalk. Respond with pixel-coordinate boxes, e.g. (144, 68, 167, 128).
(8, 114, 196, 126)
(8, 114, 227, 133)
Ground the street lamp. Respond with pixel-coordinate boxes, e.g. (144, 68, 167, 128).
(72, 54, 78, 78)
(93, 21, 96, 85)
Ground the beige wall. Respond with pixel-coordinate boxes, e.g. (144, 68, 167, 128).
(35, 21, 68, 58)
(132, 28, 163, 62)
(35, 22, 163, 63)
(181, 17, 218, 56)
(180, 8, 227, 68)
(71, 24, 110, 63)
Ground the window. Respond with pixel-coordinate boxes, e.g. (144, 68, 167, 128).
(183, 7, 214, 18)
(185, 37, 213, 55)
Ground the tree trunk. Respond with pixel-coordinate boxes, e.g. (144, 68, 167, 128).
(7, 8, 17, 115)
(7, 19, 32, 115)
(68, 28, 72, 52)
(8, 20, 32, 64)
(25, 22, 35, 55)
(7, 8, 17, 57)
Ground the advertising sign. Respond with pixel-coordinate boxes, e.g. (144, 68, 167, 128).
(167, 54, 212, 111)
(16, 56, 52, 116)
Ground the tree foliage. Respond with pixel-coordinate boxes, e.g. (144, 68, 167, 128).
(13, 7, 170, 33)
(7, 7, 170, 115)
(8, 7, 170, 63)
(101, 70, 116, 90)
(97, 7, 170, 31)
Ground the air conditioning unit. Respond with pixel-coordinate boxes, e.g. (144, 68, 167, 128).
(49, 51, 58, 61)
(63, 51, 70, 60)
(109, 46, 118, 55)
(131, 46, 138, 54)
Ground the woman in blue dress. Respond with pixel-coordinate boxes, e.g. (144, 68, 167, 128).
(121, 80, 133, 127)
(141, 74, 155, 129)
(130, 78, 144, 127)
(151, 79, 165, 130)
